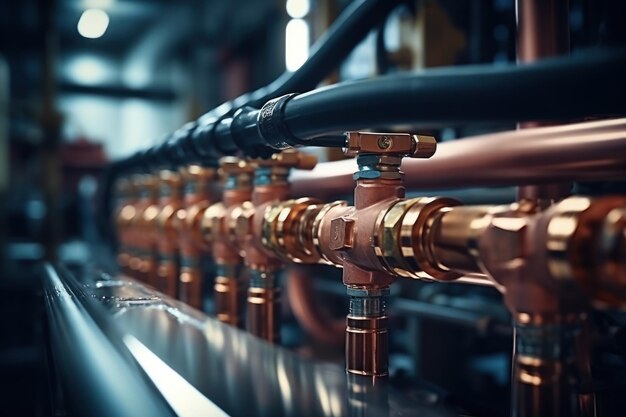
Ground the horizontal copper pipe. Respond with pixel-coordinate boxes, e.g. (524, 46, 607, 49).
(290, 118, 626, 197)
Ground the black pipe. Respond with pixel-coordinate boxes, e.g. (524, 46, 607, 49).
(115, 46, 626, 170)
(186, 0, 407, 162)
(280, 47, 626, 140)
(226, 47, 626, 153)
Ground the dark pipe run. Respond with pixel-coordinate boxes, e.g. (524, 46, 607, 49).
(119, 47, 626, 171)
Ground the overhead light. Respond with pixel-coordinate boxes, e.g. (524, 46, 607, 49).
(82, 0, 115, 8)
(65, 55, 114, 85)
(286, 0, 310, 19)
(77, 9, 110, 39)
(285, 18, 309, 71)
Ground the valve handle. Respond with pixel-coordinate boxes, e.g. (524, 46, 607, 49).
(344, 131, 436, 159)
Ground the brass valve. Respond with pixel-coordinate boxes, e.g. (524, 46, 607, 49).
(114, 178, 136, 235)
(179, 164, 217, 197)
(232, 150, 318, 255)
(250, 149, 318, 188)
(204, 157, 254, 327)
(219, 157, 255, 188)
(202, 157, 254, 246)
(175, 164, 219, 309)
(132, 174, 159, 283)
(156, 170, 183, 242)
(114, 178, 136, 275)
(177, 165, 218, 246)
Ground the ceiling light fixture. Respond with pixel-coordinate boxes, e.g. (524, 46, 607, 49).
(77, 9, 110, 39)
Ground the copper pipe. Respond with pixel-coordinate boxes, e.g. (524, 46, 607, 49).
(286, 266, 345, 346)
(205, 158, 253, 327)
(131, 174, 159, 285)
(517, 0, 570, 62)
(516, 0, 571, 202)
(155, 170, 183, 298)
(177, 165, 218, 309)
(114, 178, 135, 277)
(345, 314, 388, 376)
(246, 277, 281, 342)
(512, 313, 582, 417)
(289, 118, 626, 197)
(243, 150, 316, 342)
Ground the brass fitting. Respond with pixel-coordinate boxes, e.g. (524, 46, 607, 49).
(202, 157, 254, 326)
(175, 165, 219, 309)
(257, 131, 437, 374)
(242, 149, 317, 342)
(373, 197, 462, 280)
(155, 170, 183, 297)
(345, 286, 390, 376)
(261, 198, 325, 264)
(131, 174, 159, 284)
(543, 196, 626, 309)
(416, 196, 626, 417)
(114, 178, 136, 276)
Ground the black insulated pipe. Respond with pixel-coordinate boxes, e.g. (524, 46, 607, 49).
(113, 47, 626, 171)
(187, 0, 406, 159)
(279, 47, 626, 140)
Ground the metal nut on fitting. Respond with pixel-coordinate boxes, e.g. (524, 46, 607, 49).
(180, 164, 216, 181)
(546, 196, 626, 306)
(219, 156, 254, 173)
(140, 204, 159, 235)
(346, 286, 390, 298)
(374, 196, 461, 281)
(229, 201, 255, 248)
(353, 154, 404, 180)
(201, 202, 226, 244)
(329, 217, 355, 251)
(546, 196, 594, 282)
(261, 198, 322, 263)
(312, 201, 348, 265)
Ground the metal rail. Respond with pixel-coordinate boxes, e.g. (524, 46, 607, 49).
(43, 263, 458, 417)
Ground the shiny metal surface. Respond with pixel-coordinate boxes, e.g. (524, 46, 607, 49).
(46, 263, 457, 417)
(289, 118, 626, 197)
(43, 264, 176, 417)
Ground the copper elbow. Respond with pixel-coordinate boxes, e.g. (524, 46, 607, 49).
(286, 266, 345, 346)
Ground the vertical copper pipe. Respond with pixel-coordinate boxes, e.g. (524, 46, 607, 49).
(212, 160, 253, 327)
(132, 175, 158, 285)
(345, 286, 390, 377)
(213, 190, 250, 327)
(516, 0, 570, 202)
(214, 265, 244, 326)
(155, 171, 182, 298)
(245, 180, 289, 343)
(514, 2, 585, 415)
(512, 313, 582, 417)
(246, 271, 281, 342)
(115, 178, 135, 277)
(178, 166, 217, 310)
(243, 153, 313, 342)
